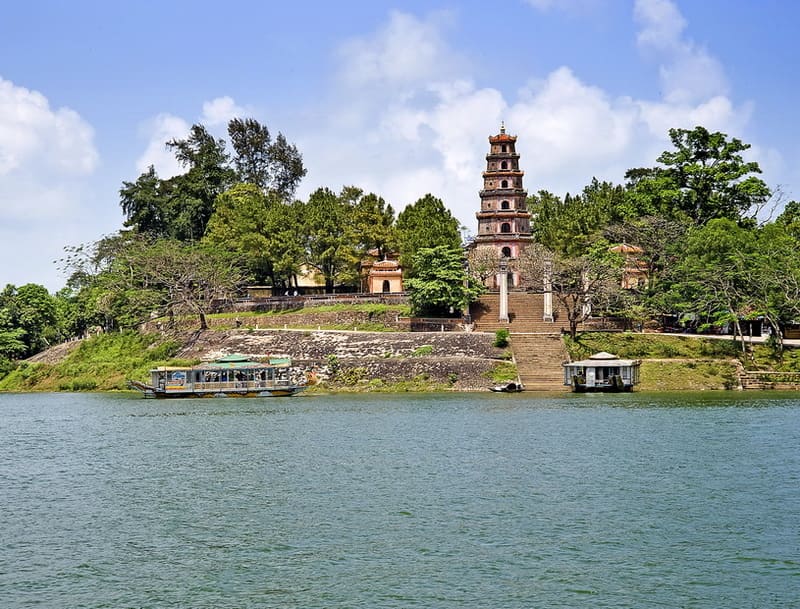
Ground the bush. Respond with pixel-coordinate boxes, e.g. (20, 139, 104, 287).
(494, 329, 510, 348)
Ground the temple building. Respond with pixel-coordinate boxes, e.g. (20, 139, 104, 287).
(471, 122, 533, 288)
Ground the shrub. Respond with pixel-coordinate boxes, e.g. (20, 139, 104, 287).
(494, 329, 510, 348)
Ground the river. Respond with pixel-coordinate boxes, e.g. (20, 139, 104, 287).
(1, 391, 798, 608)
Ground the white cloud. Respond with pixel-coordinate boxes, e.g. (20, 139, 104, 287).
(0, 77, 97, 180)
(634, 0, 728, 104)
(522, 0, 604, 14)
(135, 96, 252, 179)
(0, 77, 98, 222)
(337, 10, 461, 92)
(296, 1, 765, 232)
(135, 113, 190, 179)
(201, 96, 249, 127)
(0, 76, 106, 289)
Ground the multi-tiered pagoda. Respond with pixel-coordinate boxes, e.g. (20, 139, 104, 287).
(472, 122, 532, 287)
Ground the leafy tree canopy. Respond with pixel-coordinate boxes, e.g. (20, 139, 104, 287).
(395, 194, 462, 276)
(625, 126, 771, 225)
(228, 118, 307, 200)
(404, 246, 483, 317)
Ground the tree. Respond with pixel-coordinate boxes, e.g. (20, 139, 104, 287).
(165, 124, 236, 240)
(0, 284, 61, 357)
(775, 200, 800, 240)
(228, 118, 307, 200)
(404, 246, 483, 317)
(299, 187, 360, 292)
(120, 165, 168, 237)
(203, 183, 304, 287)
(667, 219, 758, 351)
(529, 181, 626, 257)
(626, 126, 771, 225)
(113, 238, 243, 330)
(515, 243, 623, 339)
(603, 215, 690, 292)
(63, 234, 243, 331)
(466, 246, 501, 285)
(395, 194, 462, 276)
(346, 190, 397, 259)
(0, 308, 27, 360)
(120, 125, 235, 241)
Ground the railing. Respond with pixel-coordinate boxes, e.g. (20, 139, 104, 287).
(217, 292, 409, 313)
(188, 379, 294, 391)
(402, 317, 464, 332)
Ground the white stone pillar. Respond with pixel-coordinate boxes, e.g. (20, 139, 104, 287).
(543, 259, 553, 322)
(498, 258, 509, 323)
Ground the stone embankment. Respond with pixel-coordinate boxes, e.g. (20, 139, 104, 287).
(176, 329, 510, 391)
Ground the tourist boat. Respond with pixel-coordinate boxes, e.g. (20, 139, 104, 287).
(128, 353, 306, 398)
(490, 381, 524, 393)
(562, 351, 641, 392)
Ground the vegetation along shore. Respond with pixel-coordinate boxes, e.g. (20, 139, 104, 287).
(2, 120, 800, 391)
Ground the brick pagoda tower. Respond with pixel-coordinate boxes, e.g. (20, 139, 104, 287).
(472, 122, 532, 288)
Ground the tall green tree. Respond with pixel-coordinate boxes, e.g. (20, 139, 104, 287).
(120, 125, 235, 241)
(404, 246, 483, 317)
(204, 183, 303, 288)
(299, 187, 360, 292)
(120, 165, 168, 237)
(395, 194, 461, 276)
(625, 126, 771, 225)
(165, 124, 236, 240)
(0, 283, 60, 357)
(228, 118, 306, 200)
(347, 190, 396, 259)
(667, 219, 758, 350)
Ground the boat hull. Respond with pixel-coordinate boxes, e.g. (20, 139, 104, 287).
(128, 380, 306, 399)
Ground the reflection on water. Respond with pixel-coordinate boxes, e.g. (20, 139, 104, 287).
(1, 391, 798, 608)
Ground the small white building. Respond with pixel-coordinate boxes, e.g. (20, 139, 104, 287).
(563, 351, 641, 392)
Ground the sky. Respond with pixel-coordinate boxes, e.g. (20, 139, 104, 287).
(1, 0, 799, 291)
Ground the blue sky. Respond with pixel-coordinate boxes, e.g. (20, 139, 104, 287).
(2, 0, 799, 290)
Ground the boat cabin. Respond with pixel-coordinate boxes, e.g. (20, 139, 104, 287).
(130, 353, 305, 398)
(563, 351, 641, 392)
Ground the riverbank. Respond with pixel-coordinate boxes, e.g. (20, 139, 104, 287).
(3, 314, 798, 393)
(0, 328, 513, 393)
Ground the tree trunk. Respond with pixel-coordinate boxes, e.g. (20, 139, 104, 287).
(199, 311, 208, 330)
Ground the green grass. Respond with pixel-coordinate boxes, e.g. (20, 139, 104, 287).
(639, 360, 739, 391)
(0, 331, 190, 392)
(565, 332, 740, 361)
(486, 362, 518, 383)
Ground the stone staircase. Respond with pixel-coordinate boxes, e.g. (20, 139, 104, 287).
(511, 333, 570, 391)
(470, 293, 571, 391)
(470, 293, 572, 333)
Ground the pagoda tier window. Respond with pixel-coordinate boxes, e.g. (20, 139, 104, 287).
(502, 246, 512, 257)
(500, 223, 511, 233)
(501, 200, 510, 210)
(501, 161, 508, 169)
(501, 145, 507, 152)
(501, 180, 508, 188)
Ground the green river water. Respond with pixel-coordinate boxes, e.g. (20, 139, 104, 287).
(1, 391, 798, 608)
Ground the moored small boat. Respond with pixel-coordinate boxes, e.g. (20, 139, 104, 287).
(128, 353, 306, 398)
(490, 381, 524, 393)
